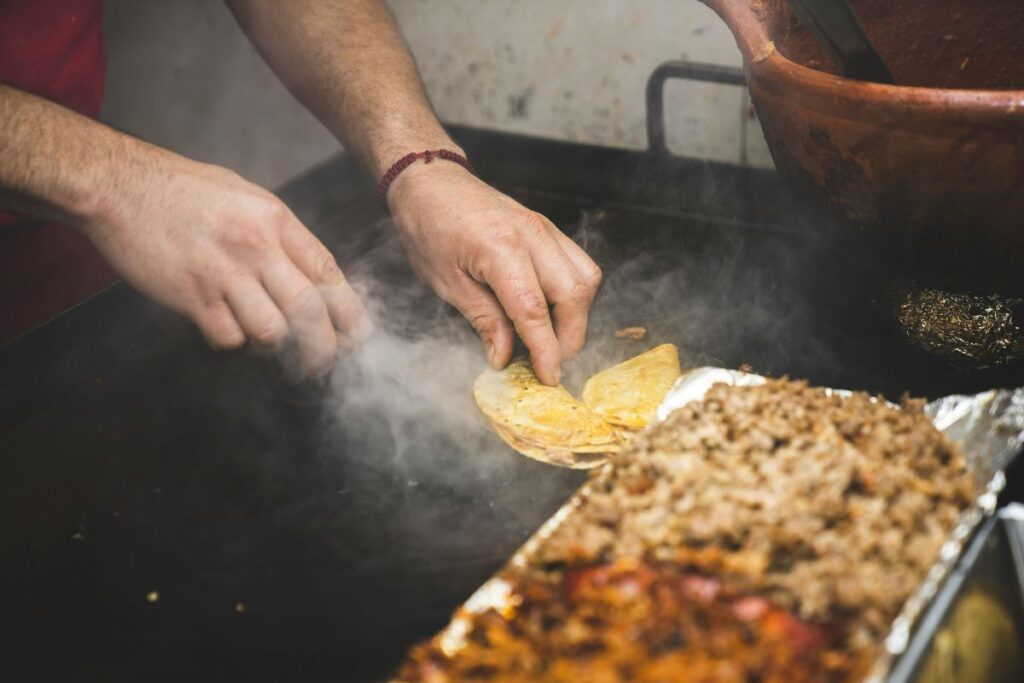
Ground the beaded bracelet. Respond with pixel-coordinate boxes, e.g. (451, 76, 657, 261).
(377, 149, 474, 208)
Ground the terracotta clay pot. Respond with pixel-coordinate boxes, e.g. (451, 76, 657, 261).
(703, 0, 1024, 293)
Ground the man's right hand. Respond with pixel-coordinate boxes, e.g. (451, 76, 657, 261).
(387, 159, 602, 386)
(82, 145, 370, 376)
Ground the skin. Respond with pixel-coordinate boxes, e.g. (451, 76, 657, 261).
(0, 0, 601, 384)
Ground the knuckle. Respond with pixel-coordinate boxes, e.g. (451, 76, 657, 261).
(183, 251, 219, 287)
(492, 230, 523, 253)
(204, 254, 249, 284)
(221, 193, 288, 239)
(310, 247, 343, 283)
(584, 263, 603, 289)
(252, 193, 289, 226)
(567, 279, 592, 304)
(467, 310, 502, 337)
(216, 219, 272, 256)
(287, 286, 327, 320)
(517, 211, 549, 238)
(177, 274, 206, 306)
(516, 291, 550, 324)
(251, 318, 288, 346)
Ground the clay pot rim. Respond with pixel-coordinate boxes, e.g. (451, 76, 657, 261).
(705, 0, 1024, 121)
(755, 49, 1024, 121)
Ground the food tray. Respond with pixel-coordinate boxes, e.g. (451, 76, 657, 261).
(395, 368, 1024, 681)
(887, 504, 1024, 682)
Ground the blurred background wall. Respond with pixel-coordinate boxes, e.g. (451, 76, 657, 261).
(101, 0, 772, 189)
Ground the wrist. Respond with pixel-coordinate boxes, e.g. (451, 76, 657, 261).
(382, 147, 472, 215)
(368, 129, 463, 178)
(75, 136, 184, 237)
(66, 130, 143, 232)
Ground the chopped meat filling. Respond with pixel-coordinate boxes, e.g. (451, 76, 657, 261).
(398, 378, 975, 681)
(539, 379, 975, 654)
(398, 559, 855, 683)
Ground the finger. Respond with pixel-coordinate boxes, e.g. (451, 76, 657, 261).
(549, 226, 602, 358)
(482, 249, 562, 385)
(551, 227, 603, 293)
(278, 219, 373, 342)
(261, 259, 337, 377)
(192, 299, 246, 351)
(321, 280, 373, 344)
(525, 221, 594, 361)
(447, 273, 515, 369)
(224, 279, 289, 351)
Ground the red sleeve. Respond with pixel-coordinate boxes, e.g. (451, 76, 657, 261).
(0, 0, 105, 117)
(0, 0, 116, 343)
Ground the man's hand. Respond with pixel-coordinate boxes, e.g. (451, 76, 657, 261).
(0, 84, 368, 376)
(387, 161, 602, 385)
(229, 0, 602, 383)
(83, 146, 370, 376)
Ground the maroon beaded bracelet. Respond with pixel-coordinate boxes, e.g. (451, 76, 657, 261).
(377, 149, 474, 208)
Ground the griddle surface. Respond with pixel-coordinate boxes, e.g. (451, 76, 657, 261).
(3, 129, 1023, 682)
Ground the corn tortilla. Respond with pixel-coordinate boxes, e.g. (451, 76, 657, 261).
(582, 343, 681, 430)
(474, 358, 620, 450)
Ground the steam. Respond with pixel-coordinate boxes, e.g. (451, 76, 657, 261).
(314, 222, 588, 562)
(320, 206, 834, 490)
(305, 204, 841, 570)
(316, 217, 576, 559)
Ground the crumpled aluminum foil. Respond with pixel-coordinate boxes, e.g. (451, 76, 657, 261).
(884, 281, 1024, 369)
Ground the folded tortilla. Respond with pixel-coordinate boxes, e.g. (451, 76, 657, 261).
(489, 421, 613, 469)
(474, 358, 621, 453)
(582, 343, 682, 430)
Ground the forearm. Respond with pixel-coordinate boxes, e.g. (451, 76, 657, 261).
(0, 83, 135, 227)
(228, 1, 601, 383)
(227, 0, 457, 178)
(1, 84, 369, 374)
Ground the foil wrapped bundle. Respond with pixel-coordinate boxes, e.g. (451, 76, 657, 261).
(884, 281, 1024, 369)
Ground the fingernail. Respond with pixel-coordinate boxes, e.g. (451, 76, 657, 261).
(487, 342, 500, 368)
(551, 364, 562, 385)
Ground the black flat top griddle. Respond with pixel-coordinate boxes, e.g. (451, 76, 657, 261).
(2, 126, 1023, 683)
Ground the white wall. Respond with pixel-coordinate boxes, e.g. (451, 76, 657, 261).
(391, 0, 772, 166)
(100, 0, 772, 189)
(101, 0, 339, 188)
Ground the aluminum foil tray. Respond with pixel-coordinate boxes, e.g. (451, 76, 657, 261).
(887, 504, 1024, 682)
(394, 368, 1024, 682)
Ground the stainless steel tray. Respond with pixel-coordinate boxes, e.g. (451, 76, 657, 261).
(397, 368, 1024, 681)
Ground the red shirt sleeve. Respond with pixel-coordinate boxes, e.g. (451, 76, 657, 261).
(0, 0, 106, 117)
(0, 0, 117, 343)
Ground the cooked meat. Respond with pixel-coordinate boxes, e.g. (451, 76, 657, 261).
(538, 379, 975, 655)
(397, 559, 856, 683)
(614, 326, 647, 340)
(397, 378, 975, 681)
